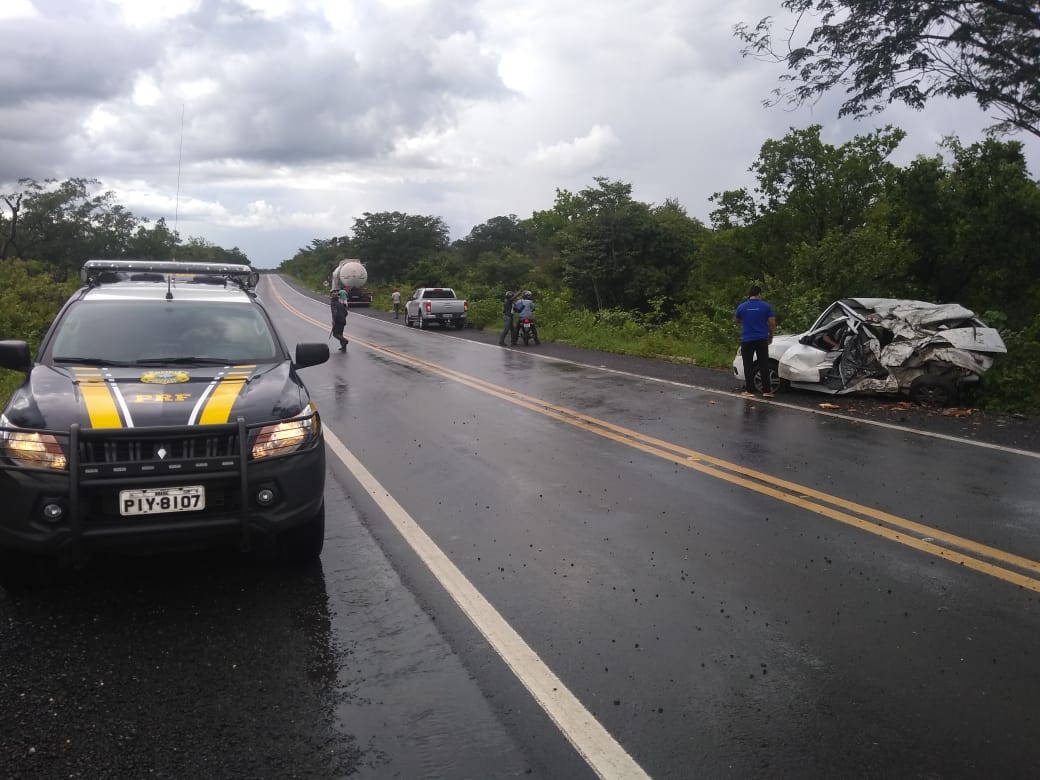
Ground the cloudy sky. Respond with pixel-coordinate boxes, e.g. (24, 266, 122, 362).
(1, 0, 1035, 268)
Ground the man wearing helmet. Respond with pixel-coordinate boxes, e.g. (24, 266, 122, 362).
(498, 290, 517, 346)
(512, 290, 539, 345)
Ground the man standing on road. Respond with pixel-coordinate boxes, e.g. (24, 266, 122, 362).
(331, 289, 349, 351)
(735, 284, 776, 397)
(498, 290, 516, 346)
(391, 288, 401, 318)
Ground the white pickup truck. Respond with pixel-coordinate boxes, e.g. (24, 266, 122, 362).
(404, 287, 468, 330)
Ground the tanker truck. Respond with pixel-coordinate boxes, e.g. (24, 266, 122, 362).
(330, 259, 372, 306)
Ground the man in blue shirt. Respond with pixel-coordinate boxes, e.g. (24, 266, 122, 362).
(735, 285, 776, 397)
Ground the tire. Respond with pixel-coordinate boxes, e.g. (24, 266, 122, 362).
(454, 320, 466, 330)
(750, 359, 782, 394)
(522, 331, 530, 346)
(909, 375, 957, 408)
(405, 312, 414, 327)
(277, 504, 325, 566)
(418, 314, 427, 330)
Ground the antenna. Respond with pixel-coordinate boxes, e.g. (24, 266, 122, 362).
(173, 103, 185, 260)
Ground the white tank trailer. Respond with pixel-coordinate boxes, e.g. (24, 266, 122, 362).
(331, 259, 372, 305)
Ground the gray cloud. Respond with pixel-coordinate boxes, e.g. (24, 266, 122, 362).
(1, 0, 1036, 267)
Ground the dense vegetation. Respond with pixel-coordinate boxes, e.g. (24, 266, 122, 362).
(3, 123, 1040, 415)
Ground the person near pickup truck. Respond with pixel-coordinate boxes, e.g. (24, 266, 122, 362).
(499, 290, 517, 346)
(391, 288, 401, 318)
(330, 289, 349, 351)
(512, 290, 539, 345)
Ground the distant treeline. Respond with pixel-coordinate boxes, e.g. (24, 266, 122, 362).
(0, 177, 249, 280)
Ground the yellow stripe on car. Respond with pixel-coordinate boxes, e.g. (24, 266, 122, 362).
(72, 369, 124, 429)
(198, 367, 255, 425)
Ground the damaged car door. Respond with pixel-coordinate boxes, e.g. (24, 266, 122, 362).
(779, 311, 899, 395)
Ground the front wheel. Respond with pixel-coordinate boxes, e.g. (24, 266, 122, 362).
(750, 360, 783, 394)
(277, 504, 325, 566)
(909, 375, 957, 407)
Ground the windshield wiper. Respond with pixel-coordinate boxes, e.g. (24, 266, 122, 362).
(53, 357, 128, 366)
(133, 357, 235, 365)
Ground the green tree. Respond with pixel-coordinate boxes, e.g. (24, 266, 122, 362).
(552, 178, 652, 310)
(351, 211, 450, 282)
(737, 1, 1040, 138)
(0, 178, 143, 275)
(709, 125, 905, 280)
(279, 237, 353, 288)
(176, 236, 251, 264)
(455, 215, 534, 264)
(639, 199, 708, 315)
(787, 220, 917, 323)
(888, 137, 1040, 323)
(127, 217, 180, 260)
(404, 248, 465, 288)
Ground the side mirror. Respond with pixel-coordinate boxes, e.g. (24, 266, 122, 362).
(294, 342, 330, 369)
(0, 340, 31, 372)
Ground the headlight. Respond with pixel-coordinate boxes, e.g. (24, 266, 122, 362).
(250, 413, 320, 460)
(0, 421, 68, 471)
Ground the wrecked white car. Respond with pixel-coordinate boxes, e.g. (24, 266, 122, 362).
(732, 298, 1007, 406)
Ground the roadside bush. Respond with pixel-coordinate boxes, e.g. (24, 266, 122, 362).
(973, 314, 1040, 415)
(0, 259, 80, 404)
(457, 284, 498, 330)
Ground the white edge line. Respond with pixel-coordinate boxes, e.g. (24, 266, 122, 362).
(274, 275, 1038, 460)
(322, 427, 651, 780)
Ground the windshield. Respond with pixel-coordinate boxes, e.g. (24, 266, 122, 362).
(48, 300, 280, 364)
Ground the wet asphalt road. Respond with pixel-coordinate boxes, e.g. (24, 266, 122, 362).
(3, 274, 1040, 779)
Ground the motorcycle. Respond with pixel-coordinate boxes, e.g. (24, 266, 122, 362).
(517, 317, 540, 346)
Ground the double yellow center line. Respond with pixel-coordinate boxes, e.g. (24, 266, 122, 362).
(272, 282, 1040, 594)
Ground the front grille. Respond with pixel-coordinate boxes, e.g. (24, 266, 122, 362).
(75, 426, 244, 479)
(80, 432, 239, 464)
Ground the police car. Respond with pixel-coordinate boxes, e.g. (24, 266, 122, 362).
(0, 260, 330, 587)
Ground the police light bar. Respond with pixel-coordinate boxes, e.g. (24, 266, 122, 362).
(81, 259, 259, 288)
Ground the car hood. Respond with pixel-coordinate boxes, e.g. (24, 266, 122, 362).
(919, 326, 1007, 354)
(850, 298, 1006, 354)
(3, 362, 309, 431)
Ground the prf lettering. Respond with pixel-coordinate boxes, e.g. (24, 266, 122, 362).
(133, 393, 192, 403)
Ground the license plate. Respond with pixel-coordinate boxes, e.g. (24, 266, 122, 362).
(119, 486, 205, 516)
